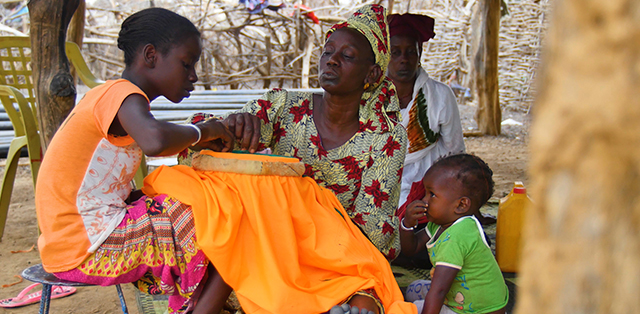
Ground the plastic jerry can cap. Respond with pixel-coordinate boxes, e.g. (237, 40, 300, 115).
(513, 187, 526, 194)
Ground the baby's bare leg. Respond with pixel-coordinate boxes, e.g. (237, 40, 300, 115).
(328, 294, 379, 314)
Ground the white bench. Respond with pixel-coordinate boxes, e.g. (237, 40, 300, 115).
(149, 88, 322, 123)
(0, 88, 323, 156)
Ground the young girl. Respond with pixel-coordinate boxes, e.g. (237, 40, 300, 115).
(400, 154, 508, 314)
(35, 8, 235, 314)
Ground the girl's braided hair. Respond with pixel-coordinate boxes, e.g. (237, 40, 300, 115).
(117, 7, 200, 66)
(432, 153, 495, 212)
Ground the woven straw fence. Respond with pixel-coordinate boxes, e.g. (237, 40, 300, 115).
(410, 0, 552, 111)
(0, 0, 552, 111)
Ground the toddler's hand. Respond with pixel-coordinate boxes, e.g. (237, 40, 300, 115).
(197, 119, 235, 152)
(405, 200, 427, 228)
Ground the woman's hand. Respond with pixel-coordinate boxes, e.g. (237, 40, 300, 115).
(195, 119, 235, 152)
(222, 113, 261, 153)
(405, 200, 427, 229)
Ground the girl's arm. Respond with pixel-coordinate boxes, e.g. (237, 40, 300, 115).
(422, 265, 459, 314)
(116, 94, 234, 156)
(400, 201, 430, 256)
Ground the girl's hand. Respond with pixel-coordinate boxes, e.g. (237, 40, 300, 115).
(197, 119, 235, 152)
(222, 113, 261, 153)
(405, 200, 427, 228)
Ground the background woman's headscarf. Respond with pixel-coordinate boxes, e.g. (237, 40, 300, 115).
(325, 4, 401, 134)
(387, 13, 436, 44)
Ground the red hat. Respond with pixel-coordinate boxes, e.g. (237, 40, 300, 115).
(388, 13, 435, 44)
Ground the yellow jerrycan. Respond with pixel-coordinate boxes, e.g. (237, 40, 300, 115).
(495, 181, 531, 273)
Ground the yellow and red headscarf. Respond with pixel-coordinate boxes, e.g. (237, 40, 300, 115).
(326, 4, 401, 134)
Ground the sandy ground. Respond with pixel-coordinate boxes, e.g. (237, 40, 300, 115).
(0, 104, 530, 314)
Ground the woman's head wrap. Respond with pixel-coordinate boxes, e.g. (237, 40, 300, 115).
(326, 4, 390, 89)
(325, 4, 401, 134)
(387, 13, 436, 44)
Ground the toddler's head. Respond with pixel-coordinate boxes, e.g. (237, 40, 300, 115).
(422, 154, 494, 224)
(117, 7, 201, 66)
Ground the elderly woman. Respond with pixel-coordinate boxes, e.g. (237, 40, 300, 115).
(181, 5, 407, 261)
(386, 14, 466, 220)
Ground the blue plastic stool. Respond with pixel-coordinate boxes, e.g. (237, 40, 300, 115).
(21, 264, 128, 314)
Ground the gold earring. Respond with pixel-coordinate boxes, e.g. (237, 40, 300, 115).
(364, 83, 370, 90)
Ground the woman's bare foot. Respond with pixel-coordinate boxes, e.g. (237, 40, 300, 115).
(329, 304, 375, 314)
(328, 295, 378, 314)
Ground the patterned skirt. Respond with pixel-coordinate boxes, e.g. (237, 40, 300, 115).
(53, 195, 208, 313)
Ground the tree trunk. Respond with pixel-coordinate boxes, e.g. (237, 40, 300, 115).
(67, 0, 85, 84)
(517, 0, 640, 313)
(28, 0, 80, 149)
(473, 0, 501, 135)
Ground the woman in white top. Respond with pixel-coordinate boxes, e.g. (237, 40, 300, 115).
(387, 13, 466, 215)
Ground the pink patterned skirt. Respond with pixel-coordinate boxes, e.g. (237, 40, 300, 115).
(53, 195, 208, 313)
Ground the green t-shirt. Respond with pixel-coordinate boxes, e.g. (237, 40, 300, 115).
(426, 216, 508, 313)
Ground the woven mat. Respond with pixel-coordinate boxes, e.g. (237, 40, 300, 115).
(392, 265, 431, 291)
(133, 270, 515, 313)
(132, 268, 430, 313)
(135, 289, 244, 314)
(135, 290, 168, 314)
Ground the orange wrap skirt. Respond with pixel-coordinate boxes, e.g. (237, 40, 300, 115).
(141, 155, 416, 314)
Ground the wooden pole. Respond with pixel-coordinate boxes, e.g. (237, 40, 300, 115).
(294, 6, 301, 88)
(517, 0, 640, 313)
(28, 0, 81, 149)
(264, 35, 272, 89)
(301, 29, 314, 89)
(473, 0, 501, 135)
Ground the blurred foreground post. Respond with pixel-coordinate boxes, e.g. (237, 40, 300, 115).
(28, 0, 81, 149)
(517, 0, 640, 313)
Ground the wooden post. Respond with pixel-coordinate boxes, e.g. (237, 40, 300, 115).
(28, 0, 81, 149)
(517, 0, 640, 313)
(473, 0, 501, 135)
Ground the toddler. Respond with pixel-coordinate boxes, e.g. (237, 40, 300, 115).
(400, 154, 508, 314)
